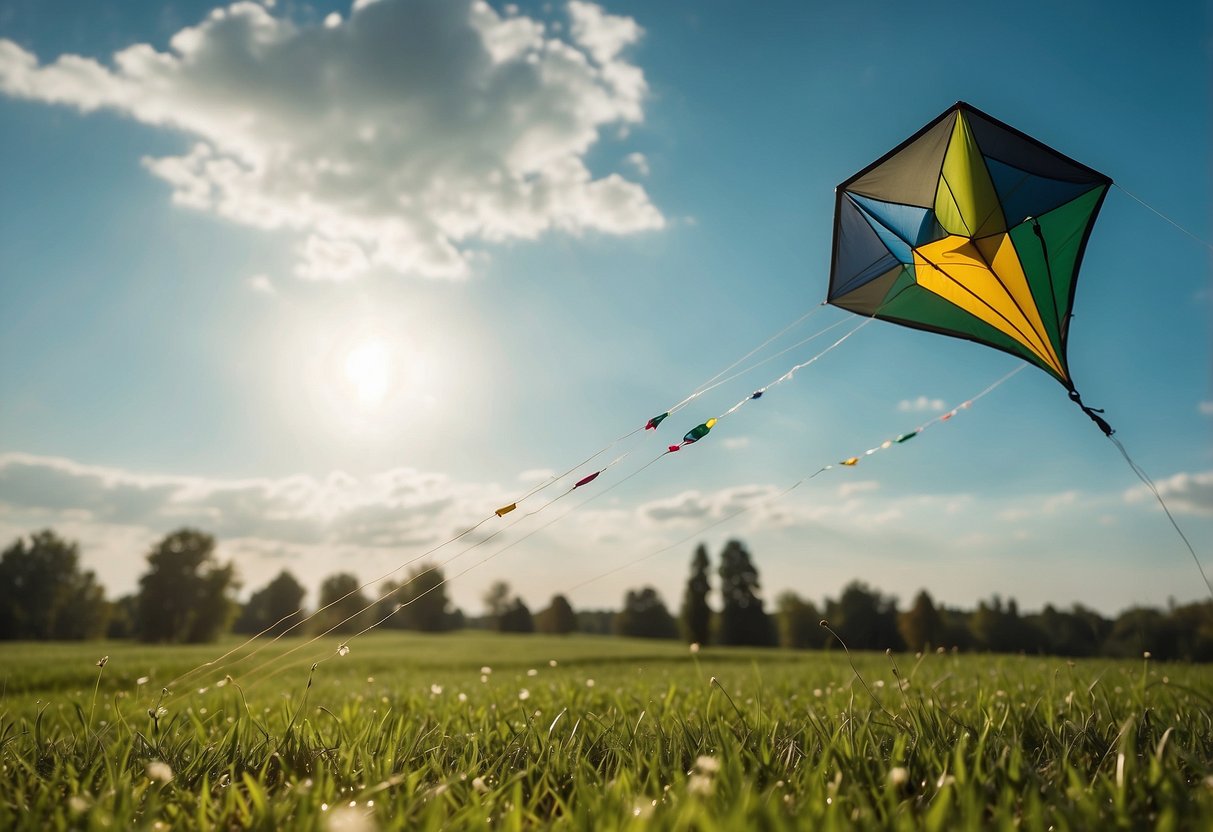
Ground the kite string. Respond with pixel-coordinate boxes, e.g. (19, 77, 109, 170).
(713, 314, 878, 424)
(566, 366, 1025, 596)
(161, 301, 834, 693)
(250, 465, 654, 691)
(160, 511, 498, 693)
(1114, 184, 1213, 251)
(216, 482, 587, 695)
(677, 303, 827, 402)
(1108, 435, 1213, 602)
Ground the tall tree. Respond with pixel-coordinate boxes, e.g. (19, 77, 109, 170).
(717, 540, 776, 646)
(614, 586, 678, 639)
(537, 594, 577, 635)
(499, 598, 534, 633)
(0, 530, 111, 640)
(235, 570, 307, 636)
(826, 581, 903, 652)
(379, 562, 451, 631)
(680, 544, 712, 645)
(483, 581, 512, 628)
(314, 573, 372, 635)
(135, 529, 238, 643)
(899, 589, 944, 652)
(776, 591, 824, 650)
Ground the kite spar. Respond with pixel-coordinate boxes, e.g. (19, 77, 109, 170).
(827, 101, 1114, 435)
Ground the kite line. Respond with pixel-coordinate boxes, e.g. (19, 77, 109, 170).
(563, 365, 1027, 596)
(160, 300, 843, 693)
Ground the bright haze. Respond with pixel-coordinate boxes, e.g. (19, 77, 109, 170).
(0, 0, 1209, 617)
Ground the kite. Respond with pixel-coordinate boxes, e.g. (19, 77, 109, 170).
(828, 101, 1114, 435)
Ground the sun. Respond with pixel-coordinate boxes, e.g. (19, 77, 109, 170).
(343, 337, 392, 407)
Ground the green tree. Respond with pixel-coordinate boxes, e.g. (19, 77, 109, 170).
(0, 530, 111, 640)
(136, 529, 238, 643)
(826, 581, 903, 651)
(483, 580, 512, 629)
(680, 544, 712, 645)
(537, 594, 577, 634)
(235, 570, 307, 636)
(1027, 603, 1108, 657)
(314, 573, 372, 635)
(899, 589, 944, 652)
(614, 586, 678, 639)
(717, 540, 776, 646)
(379, 562, 451, 631)
(499, 598, 534, 633)
(971, 595, 1040, 653)
(776, 591, 824, 649)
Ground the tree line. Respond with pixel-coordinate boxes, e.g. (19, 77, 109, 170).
(1, 529, 1210, 661)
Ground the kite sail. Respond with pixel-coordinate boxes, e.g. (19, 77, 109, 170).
(827, 101, 1114, 434)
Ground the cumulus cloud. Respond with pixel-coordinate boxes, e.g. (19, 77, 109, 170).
(0, 452, 499, 548)
(897, 395, 946, 413)
(1125, 470, 1213, 516)
(0, 0, 663, 280)
(624, 151, 650, 177)
(640, 485, 780, 525)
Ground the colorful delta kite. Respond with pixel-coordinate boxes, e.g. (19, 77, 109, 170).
(828, 102, 1114, 434)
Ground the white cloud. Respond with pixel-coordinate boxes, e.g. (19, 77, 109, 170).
(624, 151, 650, 177)
(0, 0, 663, 281)
(1199, 401, 1213, 416)
(1124, 470, 1213, 516)
(517, 468, 557, 485)
(248, 273, 276, 295)
(837, 480, 879, 499)
(0, 452, 500, 548)
(567, 0, 643, 65)
(639, 486, 780, 525)
(897, 395, 946, 413)
(720, 436, 750, 451)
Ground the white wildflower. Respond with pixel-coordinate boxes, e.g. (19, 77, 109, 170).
(337, 644, 350, 657)
(518, 689, 530, 701)
(146, 761, 173, 783)
(548, 660, 558, 667)
(480, 666, 492, 675)
(694, 756, 720, 774)
(136, 676, 150, 686)
(458, 693, 468, 703)
(472, 776, 489, 793)
(687, 773, 714, 795)
(430, 684, 443, 696)
(585, 679, 595, 688)
(527, 668, 538, 677)
(888, 767, 909, 787)
(324, 805, 375, 832)
(689, 643, 700, 654)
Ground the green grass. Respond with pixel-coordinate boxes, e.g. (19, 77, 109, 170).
(1, 632, 1212, 829)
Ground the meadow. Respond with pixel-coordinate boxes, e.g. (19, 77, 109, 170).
(1, 632, 1211, 830)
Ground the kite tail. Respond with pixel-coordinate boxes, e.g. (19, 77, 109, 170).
(1068, 388, 1114, 436)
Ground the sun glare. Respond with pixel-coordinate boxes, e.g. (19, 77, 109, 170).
(344, 338, 392, 407)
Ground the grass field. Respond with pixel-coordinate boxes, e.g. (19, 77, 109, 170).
(2, 632, 1212, 830)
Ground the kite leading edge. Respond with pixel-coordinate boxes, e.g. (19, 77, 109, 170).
(827, 101, 1115, 435)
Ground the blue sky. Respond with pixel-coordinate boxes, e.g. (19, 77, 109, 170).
(0, 0, 1209, 618)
